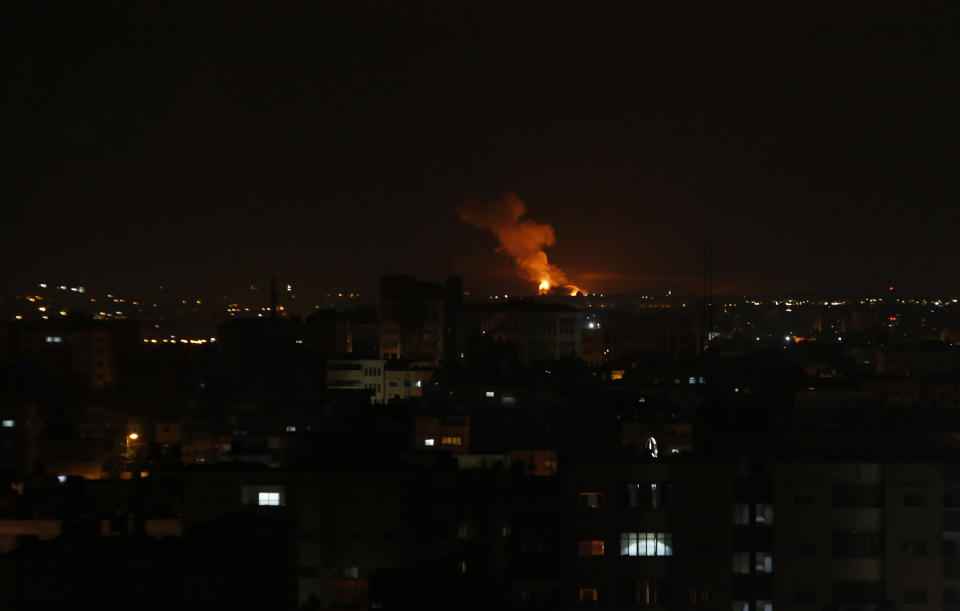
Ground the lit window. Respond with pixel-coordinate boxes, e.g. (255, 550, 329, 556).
(424, 438, 435, 447)
(620, 532, 673, 556)
(485, 391, 495, 398)
(756, 552, 773, 573)
(578, 588, 599, 603)
(756, 600, 773, 611)
(578, 540, 605, 556)
(441, 436, 462, 447)
(579, 492, 605, 509)
(285, 425, 296, 432)
(258, 492, 280, 506)
(755, 504, 774, 524)
(1, 420, 13, 428)
(45, 336, 62, 343)
(689, 377, 696, 384)
(415, 380, 422, 388)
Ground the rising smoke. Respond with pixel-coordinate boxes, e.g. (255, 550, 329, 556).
(457, 193, 582, 295)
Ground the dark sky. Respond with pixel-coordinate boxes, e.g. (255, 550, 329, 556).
(6, 3, 960, 297)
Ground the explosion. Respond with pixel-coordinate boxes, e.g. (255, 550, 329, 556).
(458, 193, 584, 296)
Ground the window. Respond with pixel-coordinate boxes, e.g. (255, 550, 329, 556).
(441, 436, 462, 447)
(485, 391, 495, 398)
(904, 589, 926, 604)
(258, 492, 280, 506)
(904, 493, 926, 507)
(733, 504, 750, 525)
(733, 601, 749, 611)
(622, 580, 667, 606)
(285, 425, 296, 432)
(579, 492, 605, 509)
(732, 552, 750, 574)
(1, 420, 13, 428)
(902, 540, 927, 557)
(45, 336, 62, 343)
(689, 588, 714, 605)
(834, 532, 882, 557)
(691, 492, 714, 506)
(579, 540, 605, 556)
(424, 438, 435, 447)
(625, 483, 672, 509)
(620, 532, 673, 556)
(755, 552, 773, 573)
(457, 521, 476, 539)
(834, 484, 882, 508)
(756, 600, 772, 611)
(833, 580, 882, 604)
(755, 504, 774, 524)
(578, 588, 599, 603)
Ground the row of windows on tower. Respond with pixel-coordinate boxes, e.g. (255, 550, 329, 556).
(578, 532, 673, 557)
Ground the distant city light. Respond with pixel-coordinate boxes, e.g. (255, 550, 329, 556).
(128, 433, 139, 440)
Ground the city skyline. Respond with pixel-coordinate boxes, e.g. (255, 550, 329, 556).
(7, 4, 960, 296)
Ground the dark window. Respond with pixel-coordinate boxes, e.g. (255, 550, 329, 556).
(833, 580, 882, 604)
(904, 493, 926, 507)
(620, 579, 670, 606)
(833, 484, 882, 508)
(833, 532, 882, 557)
(624, 483, 672, 509)
(902, 540, 927, 557)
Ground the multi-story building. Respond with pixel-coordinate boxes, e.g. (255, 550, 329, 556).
(326, 358, 434, 405)
(378, 275, 445, 364)
(563, 457, 955, 610)
(457, 301, 584, 366)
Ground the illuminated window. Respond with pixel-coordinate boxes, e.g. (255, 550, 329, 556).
(285, 425, 296, 432)
(424, 438, 435, 447)
(578, 540, 605, 556)
(45, 336, 62, 343)
(258, 492, 280, 506)
(579, 492, 605, 509)
(1, 420, 13, 428)
(620, 532, 672, 556)
(578, 587, 599, 603)
(755, 504, 774, 524)
(485, 391, 495, 398)
(756, 552, 773, 573)
(441, 436, 462, 447)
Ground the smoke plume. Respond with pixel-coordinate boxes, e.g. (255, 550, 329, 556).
(458, 193, 582, 295)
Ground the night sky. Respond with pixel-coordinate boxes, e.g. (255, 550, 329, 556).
(7, 3, 960, 298)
